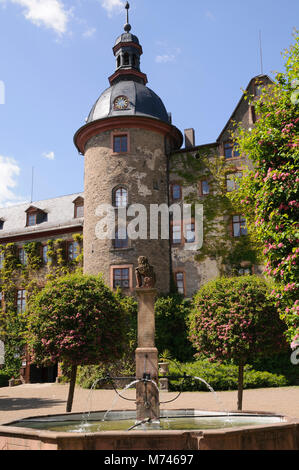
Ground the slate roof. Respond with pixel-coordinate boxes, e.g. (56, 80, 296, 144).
(0, 193, 84, 240)
(87, 81, 170, 124)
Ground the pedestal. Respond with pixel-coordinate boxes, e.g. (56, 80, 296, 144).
(135, 288, 160, 422)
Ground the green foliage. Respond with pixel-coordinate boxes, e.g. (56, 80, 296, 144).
(249, 350, 299, 385)
(189, 276, 287, 365)
(155, 294, 195, 362)
(168, 360, 288, 392)
(230, 31, 299, 343)
(76, 358, 136, 389)
(24, 242, 43, 271)
(26, 272, 128, 367)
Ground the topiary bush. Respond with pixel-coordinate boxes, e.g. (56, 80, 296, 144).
(189, 275, 287, 409)
(27, 272, 128, 411)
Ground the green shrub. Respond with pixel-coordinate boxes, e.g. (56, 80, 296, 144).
(249, 351, 299, 385)
(0, 370, 10, 387)
(155, 294, 195, 362)
(76, 357, 136, 389)
(168, 360, 288, 392)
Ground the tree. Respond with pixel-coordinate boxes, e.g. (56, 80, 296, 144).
(189, 276, 287, 410)
(230, 31, 299, 344)
(26, 272, 127, 412)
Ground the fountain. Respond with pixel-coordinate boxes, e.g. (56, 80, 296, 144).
(0, 257, 298, 450)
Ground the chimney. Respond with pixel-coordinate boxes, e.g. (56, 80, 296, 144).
(184, 128, 195, 148)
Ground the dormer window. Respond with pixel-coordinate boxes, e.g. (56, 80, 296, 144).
(73, 197, 84, 218)
(25, 206, 48, 227)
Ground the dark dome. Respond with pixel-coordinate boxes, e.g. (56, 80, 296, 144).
(114, 32, 140, 46)
(87, 81, 170, 124)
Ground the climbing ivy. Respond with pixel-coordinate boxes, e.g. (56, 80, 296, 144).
(0, 233, 83, 376)
(171, 148, 261, 275)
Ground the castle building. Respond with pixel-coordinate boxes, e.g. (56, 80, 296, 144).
(0, 5, 272, 382)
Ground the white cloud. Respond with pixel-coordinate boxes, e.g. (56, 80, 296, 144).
(82, 27, 96, 38)
(0, 155, 24, 207)
(155, 54, 176, 64)
(10, 0, 70, 35)
(100, 0, 124, 17)
(43, 150, 55, 160)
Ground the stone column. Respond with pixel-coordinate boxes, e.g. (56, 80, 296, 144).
(135, 288, 160, 422)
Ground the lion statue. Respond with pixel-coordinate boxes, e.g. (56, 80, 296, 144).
(135, 256, 156, 288)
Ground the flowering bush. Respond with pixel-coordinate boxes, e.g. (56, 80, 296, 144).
(189, 276, 287, 409)
(231, 32, 299, 344)
(27, 273, 127, 366)
(26, 272, 127, 411)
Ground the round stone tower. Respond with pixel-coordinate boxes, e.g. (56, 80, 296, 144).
(74, 3, 182, 293)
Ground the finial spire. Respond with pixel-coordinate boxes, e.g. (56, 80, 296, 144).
(124, 1, 131, 33)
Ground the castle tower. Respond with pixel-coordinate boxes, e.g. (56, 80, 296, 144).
(74, 3, 182, 293)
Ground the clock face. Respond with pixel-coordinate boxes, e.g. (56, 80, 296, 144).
(114, 96, 129, 110)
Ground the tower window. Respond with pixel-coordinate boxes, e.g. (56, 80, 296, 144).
(113, 135, 128, 153)
(114, 227, 129, 249)
(123, 52, 129, 65)
(113, 268, 130, 289)
(110, 264, 133, 290)
(114, 187, 128, 208)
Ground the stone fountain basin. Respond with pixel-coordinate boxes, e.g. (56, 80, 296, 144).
(1, 409, 299, 450)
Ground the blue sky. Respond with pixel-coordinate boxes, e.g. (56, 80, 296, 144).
(0, 0, 298, 206)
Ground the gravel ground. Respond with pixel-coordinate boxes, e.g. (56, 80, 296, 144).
(0, 383, 298, 424)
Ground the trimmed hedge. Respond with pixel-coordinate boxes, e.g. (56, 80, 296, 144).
(168, 360, 288, 392)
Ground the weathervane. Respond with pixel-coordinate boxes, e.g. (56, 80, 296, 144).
(124, 1, 132, 32)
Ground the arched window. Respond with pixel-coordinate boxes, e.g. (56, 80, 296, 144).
(114, 227, 128, 249)
(123, 52, 129, 65)
(117, 55, 121, 68)
(113, 187, 128, 208)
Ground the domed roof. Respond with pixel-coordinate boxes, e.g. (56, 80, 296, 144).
(114, 32, 140, 46)
(86, 81, 170, 124)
